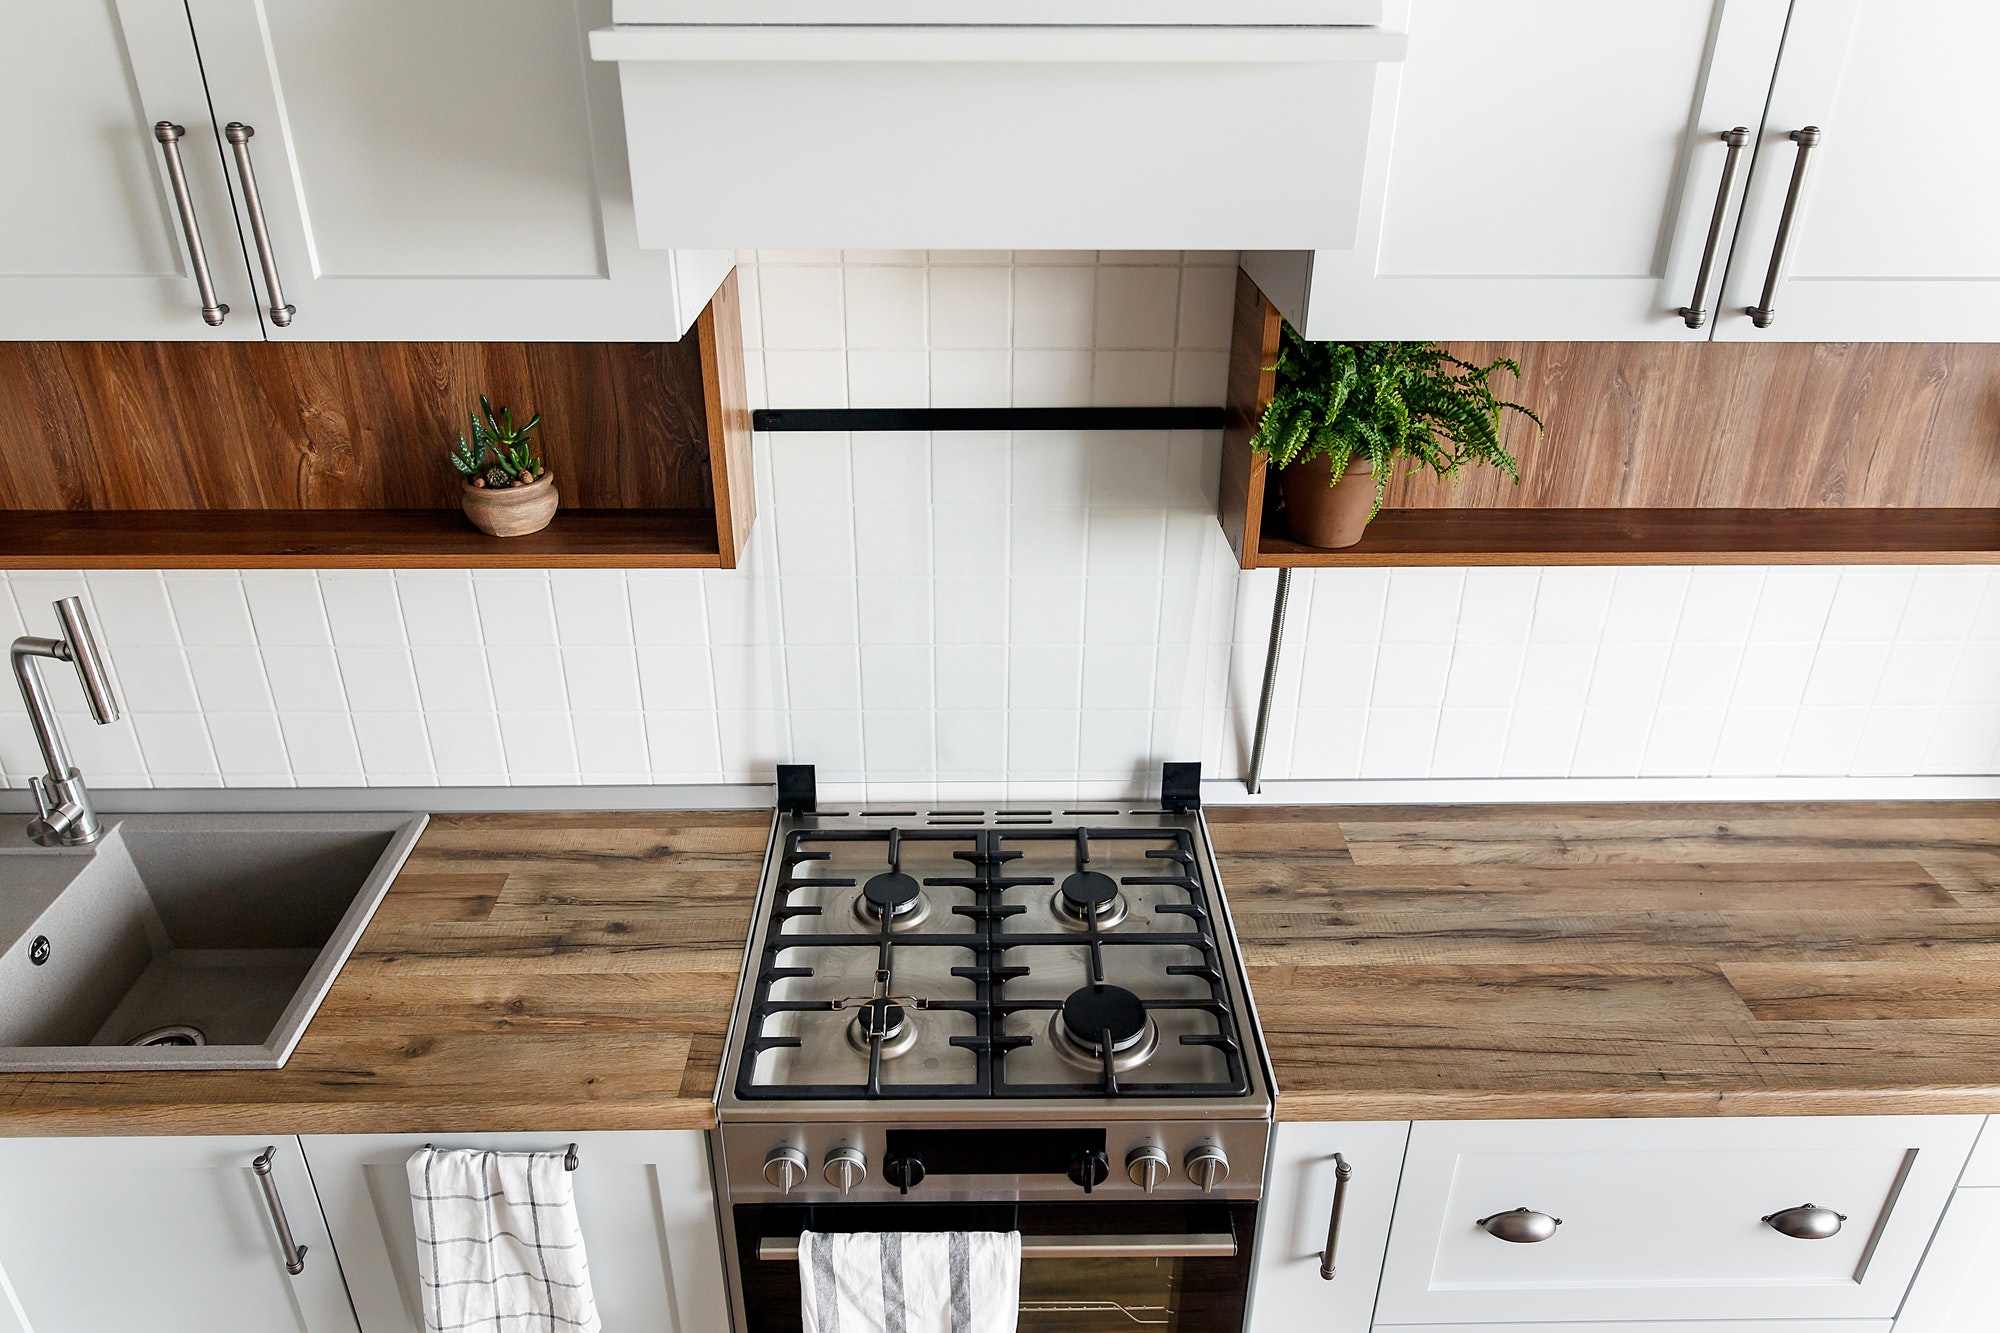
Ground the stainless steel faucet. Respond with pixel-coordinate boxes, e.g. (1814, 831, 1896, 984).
(11, 597, 121, 846)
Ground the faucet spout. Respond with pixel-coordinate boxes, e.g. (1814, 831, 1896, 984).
(11, 597, 122, 848)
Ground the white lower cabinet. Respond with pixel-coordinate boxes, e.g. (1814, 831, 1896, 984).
(300, 1131, 727, 1333)
(1894, 1189, 2000, 1333)
(1249, 1120, 1411, 1333)
(1375, 1116, 1983, 1326)
(0, 1136, 356, 1333)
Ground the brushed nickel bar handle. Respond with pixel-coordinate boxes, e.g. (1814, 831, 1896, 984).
(1318, 1152, 1352, 1281)
(758, 1232, 1237, 1262)
(252, 1145, 308, 1274)
(225, 123, 294, 327)
(152, 122, 228, 326)
(1677, 126, 1752, 329)
(1747, 126, 1822, 329)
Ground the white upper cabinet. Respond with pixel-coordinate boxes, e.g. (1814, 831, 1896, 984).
(0, 0, 263, 340)
(1712, 0, 2000, 341)
(0, 1136, 357, 1333)
(181, 0, 729, 341)
(1244, 0, 1791, 341)
(592, 10, 1405, 251)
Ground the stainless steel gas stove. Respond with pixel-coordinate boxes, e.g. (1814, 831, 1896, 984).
(714, 764, 1274, 1333)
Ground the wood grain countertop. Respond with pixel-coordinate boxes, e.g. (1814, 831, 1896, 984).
(1213, 801, 2000, 1122)
(0, 812, 771, 1136)
(2, 801, 1998, 1134)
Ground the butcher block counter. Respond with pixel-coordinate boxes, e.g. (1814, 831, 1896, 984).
(0, 811, 771, 1136)
(1214, 800, 2000, 1121)
(1, 800, 1998, 1134)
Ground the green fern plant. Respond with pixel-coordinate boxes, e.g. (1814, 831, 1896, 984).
(1248, 328, 1544, 521)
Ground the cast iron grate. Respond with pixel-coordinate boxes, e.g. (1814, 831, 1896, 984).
(734, 824, 1251, 1101)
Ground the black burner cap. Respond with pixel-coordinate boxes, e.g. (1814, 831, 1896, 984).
(1059, 870, 1120, 916)
(1061, 984, 1148, 1051)
(862, 871, 922, 917)
(859, 998, 905, 1039)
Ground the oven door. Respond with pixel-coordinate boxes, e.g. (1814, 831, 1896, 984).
(736, 1200, 1256, 1333)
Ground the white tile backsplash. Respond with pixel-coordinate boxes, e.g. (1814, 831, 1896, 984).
(3, 250, 1997, 793)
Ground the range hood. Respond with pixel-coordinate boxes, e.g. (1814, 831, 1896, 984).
(591, 3, 1405, 251)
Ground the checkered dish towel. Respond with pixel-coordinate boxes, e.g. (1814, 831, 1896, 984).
(407, 1146, 601, 1333)
(800, 1231, 1021, 1333)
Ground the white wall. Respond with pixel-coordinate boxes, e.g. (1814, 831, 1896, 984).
(3, 249, 1997, 796)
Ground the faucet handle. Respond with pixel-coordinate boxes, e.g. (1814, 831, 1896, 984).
(28, 774, 55, 821)
(26, 776, 65, 846)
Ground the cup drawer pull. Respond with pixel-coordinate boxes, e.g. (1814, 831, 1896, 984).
(1763, 1203, 1847, 1240)
(1477, 1208, 1562, 1243)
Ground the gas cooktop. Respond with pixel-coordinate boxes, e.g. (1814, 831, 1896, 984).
(717, 764, 1273, 1122)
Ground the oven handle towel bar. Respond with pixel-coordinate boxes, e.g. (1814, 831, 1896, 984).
(758, 1232, 1237, 1262)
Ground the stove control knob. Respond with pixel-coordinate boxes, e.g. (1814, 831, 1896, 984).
(883, 1152, 926, 1195)
(1068, 1148, 1110, 1194)
(764, 1146, 807, 1195)
(1126, 1145, 1170, 1194)
(824, 1147, 867, 1195)
(1185, 1144, 1230, 1194)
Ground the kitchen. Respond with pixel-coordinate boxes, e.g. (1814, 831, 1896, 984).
(3, 2, 1999, 1332)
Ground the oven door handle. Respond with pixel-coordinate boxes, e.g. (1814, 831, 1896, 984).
(758, 1232, 1238, 1262)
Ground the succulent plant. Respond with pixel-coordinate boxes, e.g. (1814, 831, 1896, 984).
(447, 431, 484, 478)
(474, 395, 544, 480)
(446, 395, 546, 485)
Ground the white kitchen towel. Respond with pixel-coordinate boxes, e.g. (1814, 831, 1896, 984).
(406, 1146, 601, 1333)
(799, 1231, 1021, 1333)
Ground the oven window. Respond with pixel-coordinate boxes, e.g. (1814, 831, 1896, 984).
(734, 1201, 1255, 1333)
(1021, 1253, 1181, 1330)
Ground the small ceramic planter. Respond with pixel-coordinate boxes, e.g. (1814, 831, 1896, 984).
(461, 471, 558, 537)
(1279, 456, 1376, 548)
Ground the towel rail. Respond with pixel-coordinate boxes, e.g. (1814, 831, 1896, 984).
(420, 1142, 580, 1171)
(757, 1232, 1236, 1262)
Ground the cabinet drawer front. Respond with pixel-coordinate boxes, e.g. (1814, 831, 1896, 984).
(1377, 1116, 1981, 1325)
(1957, 1117, 2000, 1187)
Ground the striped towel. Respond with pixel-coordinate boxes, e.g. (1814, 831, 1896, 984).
(406, 1147, 601, 1333)
(799, 1231, 1021, 1333)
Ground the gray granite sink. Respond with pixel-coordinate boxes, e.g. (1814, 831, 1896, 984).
(0, 812, 426, 1070)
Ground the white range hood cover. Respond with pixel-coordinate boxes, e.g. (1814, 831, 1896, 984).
(612, 0, 1383, 23)
(596, 3, 1404, 250)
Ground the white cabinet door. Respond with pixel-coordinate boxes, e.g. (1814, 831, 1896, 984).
(1713, 0, 2000, 341)
(1247, 1120, 1409, 1333)
(178, 0, 730, 340)
(1376, 1115, 1982, 1325)
(0, 0, 263, 340)
(1244, 0, 1790, 341)
(1895, 1189, 2000, 1333)
(0, 1136, 356, 1333)
(301, 1131, 727, 1333)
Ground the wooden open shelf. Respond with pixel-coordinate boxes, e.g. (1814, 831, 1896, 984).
(0, 274, 754, 570)
(1220, 271, 2000, 568)
(0, 508, 728, 569)
(1256, 508, 2000, 567)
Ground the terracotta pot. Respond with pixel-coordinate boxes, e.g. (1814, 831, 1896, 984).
(461, 471, 558, 537)
(1279, 455, 1377, 548)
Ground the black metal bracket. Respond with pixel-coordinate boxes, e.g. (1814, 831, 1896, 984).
(1161, 762, 1202, 814)
(776, 764, 817, 815)
(752, 406, 1227, 434)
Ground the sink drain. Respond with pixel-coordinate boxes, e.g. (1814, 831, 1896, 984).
(131, 1025, 206, 1048)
